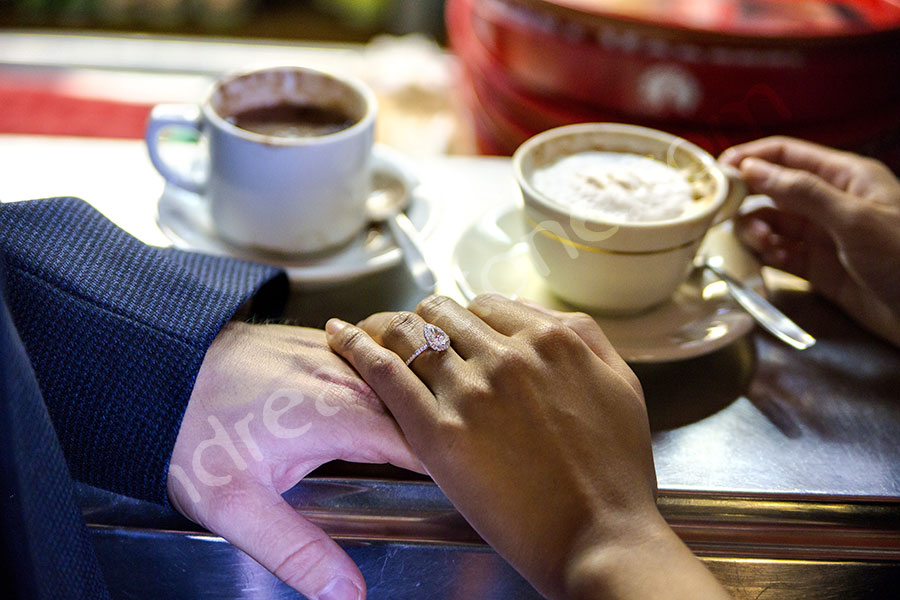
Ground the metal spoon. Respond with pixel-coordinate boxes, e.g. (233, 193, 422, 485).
(696, 255, 815, 350)
(367, 172, 437, 293)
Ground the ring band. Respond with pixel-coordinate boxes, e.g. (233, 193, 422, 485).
(406, 323, 451, 366)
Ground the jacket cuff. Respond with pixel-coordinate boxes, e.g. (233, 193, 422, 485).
(1, 198, 286, 504)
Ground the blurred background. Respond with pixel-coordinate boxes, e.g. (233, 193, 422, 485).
(0, 0, 448, 41)
(0, 0, 462, 154)
(2, 1, 900, 168)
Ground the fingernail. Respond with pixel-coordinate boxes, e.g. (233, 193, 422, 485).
(325, 318, 348, 336)
(318, 577, 362, 600)
(719, 148, 739, 164)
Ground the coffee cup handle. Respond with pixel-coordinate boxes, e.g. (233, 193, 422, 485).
(712, 164, 747, 226)
(145, 104, 206, 195)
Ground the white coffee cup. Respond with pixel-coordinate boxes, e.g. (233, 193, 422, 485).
(146, 66, 377, 254)
(513, 123, 746, 315)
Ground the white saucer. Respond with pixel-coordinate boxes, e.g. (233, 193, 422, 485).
(452, 203, 765, 363)
(156, 145, 439, 285)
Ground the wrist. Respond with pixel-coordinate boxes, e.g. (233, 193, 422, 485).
(563, 509, 665, 599)
(563, 511, 730, 600)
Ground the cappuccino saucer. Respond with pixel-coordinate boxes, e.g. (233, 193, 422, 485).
(156, 145, 438, 285)
(452, 203, 765, 363)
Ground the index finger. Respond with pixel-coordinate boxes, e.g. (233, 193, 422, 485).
(325, 318, 439, 441)
(720, 136, 863, 192)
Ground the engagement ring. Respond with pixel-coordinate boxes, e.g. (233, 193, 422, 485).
(406, 323, 451, 366)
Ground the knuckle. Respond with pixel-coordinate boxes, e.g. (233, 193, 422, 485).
(383, 311, 420, 344)
(367, 351, 402, 381)
(753, 135, 791, 155)
(336, 325, 366, 351)
(470, 292, 504, 309)
(766, 135, 792, 145)
(474, 292, 504, 302)
(416, 294, 454, 318)
(434, 409, 465, 433)
(857, 156, 893, 180)
(462, 380, 496, 407)
(432, 411, 467, 444)
(273, 536, 330, 590)
(529, 320, 579, 356)
(562, 311, 598, 333)
(783, 169, 821, 197)
(469, 293, 513, 319)
(491, 344, 535, 373)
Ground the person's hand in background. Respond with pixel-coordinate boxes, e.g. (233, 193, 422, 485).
(720, 136, 900, 347)
(326, 295, 731, 600)
(167, 322, 423, 600)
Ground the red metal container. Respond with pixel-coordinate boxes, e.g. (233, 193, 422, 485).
(448, 0, 900, 169)
(454, 0, 900, 125)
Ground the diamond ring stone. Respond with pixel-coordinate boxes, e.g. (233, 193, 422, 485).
(405, 323, 451, 366)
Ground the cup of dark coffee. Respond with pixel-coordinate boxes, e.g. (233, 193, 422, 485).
(146, 66, 376, 254)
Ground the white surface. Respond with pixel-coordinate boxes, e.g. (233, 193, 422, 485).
(0, 32, 362, 75)
(0, 135, 172, 247)
(0, 134, 510, 295)
(0, 33, 462, 157)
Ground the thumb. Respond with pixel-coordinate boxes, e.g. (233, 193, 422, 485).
(740, 157, 856, 236)
(208, 486, 364, 600)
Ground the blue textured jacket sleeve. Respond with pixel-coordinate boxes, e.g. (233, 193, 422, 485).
(0, 197, 286, 504)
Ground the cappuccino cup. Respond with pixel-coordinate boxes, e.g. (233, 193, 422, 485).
(146, 66, 376, 254)
(513, 123, 746, 315)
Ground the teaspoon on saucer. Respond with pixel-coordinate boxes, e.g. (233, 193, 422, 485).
(367, 172, 437, 293)
(695, 255, 816, 350)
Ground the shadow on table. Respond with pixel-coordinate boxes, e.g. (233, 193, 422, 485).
(746, 288, 900, 441)
(282, 262, 429, 329)
(636, 283, 900, 436)
(634, 337, 756, 432)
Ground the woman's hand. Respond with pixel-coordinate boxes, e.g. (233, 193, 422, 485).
(721, 136, 900, 346)
(168, 322, 423, 600)
(326, 295, 730, 600)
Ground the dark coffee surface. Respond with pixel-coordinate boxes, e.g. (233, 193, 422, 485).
(228, 103, 355, 138)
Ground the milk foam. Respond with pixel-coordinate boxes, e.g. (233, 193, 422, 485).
(531, 152, 696, 222)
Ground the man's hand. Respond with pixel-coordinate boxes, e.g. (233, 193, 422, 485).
(720, 136, 900, 346)
(167, 322, 423, 600)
